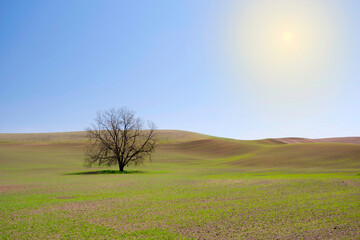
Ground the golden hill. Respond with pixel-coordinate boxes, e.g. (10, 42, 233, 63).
(1, 130, 359, 169)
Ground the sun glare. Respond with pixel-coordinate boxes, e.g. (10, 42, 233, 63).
(281, 31, 293, 43)
(228, 0, 340, 101)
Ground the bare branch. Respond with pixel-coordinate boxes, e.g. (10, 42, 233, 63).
(84, 107, 157, 172)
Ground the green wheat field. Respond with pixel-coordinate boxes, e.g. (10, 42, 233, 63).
(1, 131, 360, 239)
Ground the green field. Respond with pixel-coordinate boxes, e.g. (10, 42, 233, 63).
(1, 131, 360, 239)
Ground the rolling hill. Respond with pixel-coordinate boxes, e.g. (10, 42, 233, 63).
(1, 130, 359, 239)
(1, 130, 360, 170)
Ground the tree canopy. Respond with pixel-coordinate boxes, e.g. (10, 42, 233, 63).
(85, 107, 157, 172)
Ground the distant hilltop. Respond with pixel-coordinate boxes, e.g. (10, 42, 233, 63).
(0, 130, 359, 145)
(269, 137, 360, 145)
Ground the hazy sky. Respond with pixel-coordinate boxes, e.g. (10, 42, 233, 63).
(1, 0, 359, 139)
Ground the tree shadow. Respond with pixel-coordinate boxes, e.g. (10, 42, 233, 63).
(65, 170, 145, 175)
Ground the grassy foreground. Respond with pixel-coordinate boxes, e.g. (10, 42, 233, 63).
(1, 132, 360, 239)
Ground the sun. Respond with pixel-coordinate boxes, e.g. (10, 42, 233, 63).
(230, 0, 335, 78)
(273, 29, 299, 52)
(227, 0, 341, 102)
(281, 31, 293, 43)
(276, 29, 299, 52)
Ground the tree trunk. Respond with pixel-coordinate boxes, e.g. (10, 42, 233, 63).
(119, 164, 124, 172)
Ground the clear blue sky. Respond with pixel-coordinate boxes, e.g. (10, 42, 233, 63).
(1, 0, 359, 139)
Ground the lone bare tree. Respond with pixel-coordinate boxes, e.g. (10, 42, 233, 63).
(85, 107, 157, 172)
